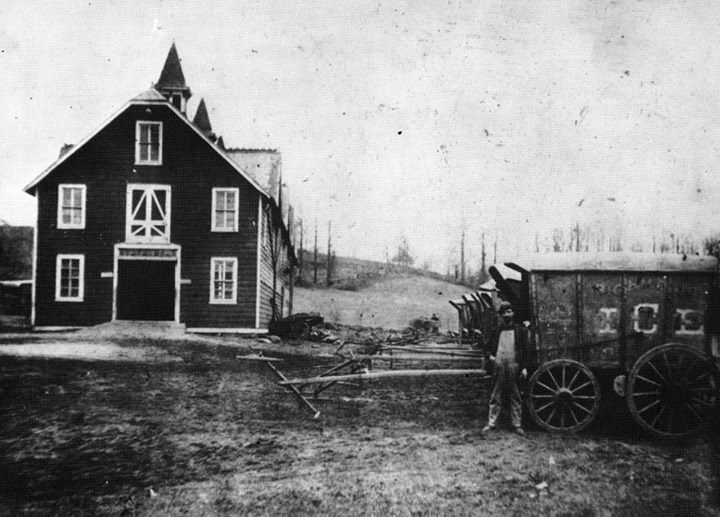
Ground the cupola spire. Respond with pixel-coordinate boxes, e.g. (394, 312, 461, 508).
(155, 43, 192, 113)
(193, 98, 216, 141)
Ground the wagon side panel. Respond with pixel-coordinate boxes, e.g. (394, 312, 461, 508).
(624, 273, 668, 364)
(534, 272, 577, 363)
(581, 272, 622, 368)
(667, 273, 711, 352)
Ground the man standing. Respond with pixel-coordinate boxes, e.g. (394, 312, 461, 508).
(482, 301, 533, 436)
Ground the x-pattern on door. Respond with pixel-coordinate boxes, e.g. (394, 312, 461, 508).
(126, 184, 171, 243)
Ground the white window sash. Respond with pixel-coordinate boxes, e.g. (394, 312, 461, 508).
(125, 184, 171, 243)
(135, 121, 163, 165)
(55, 254, 84, 302)
(209, 257, 238, 304)
(57, 184, 86, 229)
(211, 188, 239, 232)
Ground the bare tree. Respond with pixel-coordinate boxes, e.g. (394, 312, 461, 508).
(326, 220, 333, 286)
(313, 219, 318, 284)
(392, 235, 414, 267)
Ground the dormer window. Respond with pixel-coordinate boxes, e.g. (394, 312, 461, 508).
(135, 121, 163, 165)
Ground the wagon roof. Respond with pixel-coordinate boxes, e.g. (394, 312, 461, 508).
(504, 252, 718, 274)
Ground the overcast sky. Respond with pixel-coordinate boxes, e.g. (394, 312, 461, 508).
(2, 0, 720, 271)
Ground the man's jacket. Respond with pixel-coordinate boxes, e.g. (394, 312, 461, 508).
(484, 323, 535, 370)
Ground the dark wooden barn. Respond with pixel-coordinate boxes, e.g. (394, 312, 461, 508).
(23, 44, 295, 332)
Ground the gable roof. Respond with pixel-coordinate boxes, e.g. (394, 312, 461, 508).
(23, 89, 268, 198)
(156, 43, 189, 92)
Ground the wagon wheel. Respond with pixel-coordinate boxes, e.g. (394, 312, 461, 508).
(527, 359, 601, 433)
(626, 343, 719, 438)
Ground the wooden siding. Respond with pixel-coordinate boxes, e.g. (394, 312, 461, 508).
(257, 199, 292, 327)
(33, 103, 264, 328)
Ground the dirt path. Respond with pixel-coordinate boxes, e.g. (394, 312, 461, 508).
(1, 326, 718, 515)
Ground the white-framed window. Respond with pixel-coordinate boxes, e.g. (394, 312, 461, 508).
(57, 184, 86, 229)
(210, 257, 238, 304)
(135, 121, 163, 165)
(126, 184, 171, 243)
(211, 188, 239, 232)
(55, 254, 84, 302)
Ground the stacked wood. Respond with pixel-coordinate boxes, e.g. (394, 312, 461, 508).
(268, 312, 324, 339)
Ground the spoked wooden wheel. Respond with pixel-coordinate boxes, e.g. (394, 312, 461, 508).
(627, 343, 719, 438)
(527, 359, 601, 433)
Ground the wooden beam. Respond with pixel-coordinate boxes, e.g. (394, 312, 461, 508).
(264, 360, 320, 418)
(237, 354, 283, 362)
(381, 346, 483, 358)
(279, 368, 488, 385)
(339, 354, 483, 362)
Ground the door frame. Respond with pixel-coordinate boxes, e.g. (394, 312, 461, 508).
(113, 243, 181, 322)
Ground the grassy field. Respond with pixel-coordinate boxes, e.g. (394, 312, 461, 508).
(1, 330, 719, 515)
(294, 274, 470, 331)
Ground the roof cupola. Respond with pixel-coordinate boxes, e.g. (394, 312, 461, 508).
(155, 43, 192, 113)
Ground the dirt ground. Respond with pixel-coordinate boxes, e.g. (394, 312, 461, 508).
(1, 324, 719, 516)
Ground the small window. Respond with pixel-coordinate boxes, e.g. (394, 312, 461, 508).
(57, 184, 86, 229)
(170, 94, 182, 110)
(210, 257, 237, 304)
(135, 121, 163, 165)
(212, 188, 239, 232)
(55, 254, 84, 302)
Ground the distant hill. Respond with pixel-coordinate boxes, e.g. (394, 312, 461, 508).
(0, 225, 33, 280)
(294, 251, 476, 331)
(296, 249, 466, 291)
(294, 274, 469, 332)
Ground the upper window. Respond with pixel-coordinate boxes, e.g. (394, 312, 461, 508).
(55, 254, 84, 302)
(57, 184, 86, 229)
(210, 257, 238, 304)
(212, 188, 239, 232)
(135, 121, 163, 165)
(126, 184, 171, 243)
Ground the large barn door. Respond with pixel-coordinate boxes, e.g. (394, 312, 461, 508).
(117, 260, 175, 320)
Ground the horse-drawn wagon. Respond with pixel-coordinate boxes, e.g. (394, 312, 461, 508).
(488, 252, 720, 438)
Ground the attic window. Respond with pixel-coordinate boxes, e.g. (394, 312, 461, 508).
(135, 121, 163, 165)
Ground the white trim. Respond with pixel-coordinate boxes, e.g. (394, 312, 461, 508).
(187, 327, 268, 335)
(24, 97, 269, 197)
(175, 246, 181, 323)
(125, 184, 171, 243)
(209, 257, 238, 305)
(255, 196, 262, 328)
(57, 184, 86, 229)
(211, 188, 240, 232)
(32, 326, 84, 332)
(55, 254, 85, 302)
(112, 246, 119, 320)
(134, 120, 163, 165)
(31, 193, 38, 326)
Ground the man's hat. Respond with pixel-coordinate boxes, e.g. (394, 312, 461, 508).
(497, 301, 513, 314)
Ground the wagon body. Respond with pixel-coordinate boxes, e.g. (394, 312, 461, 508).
(489, 253, 720, 437)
